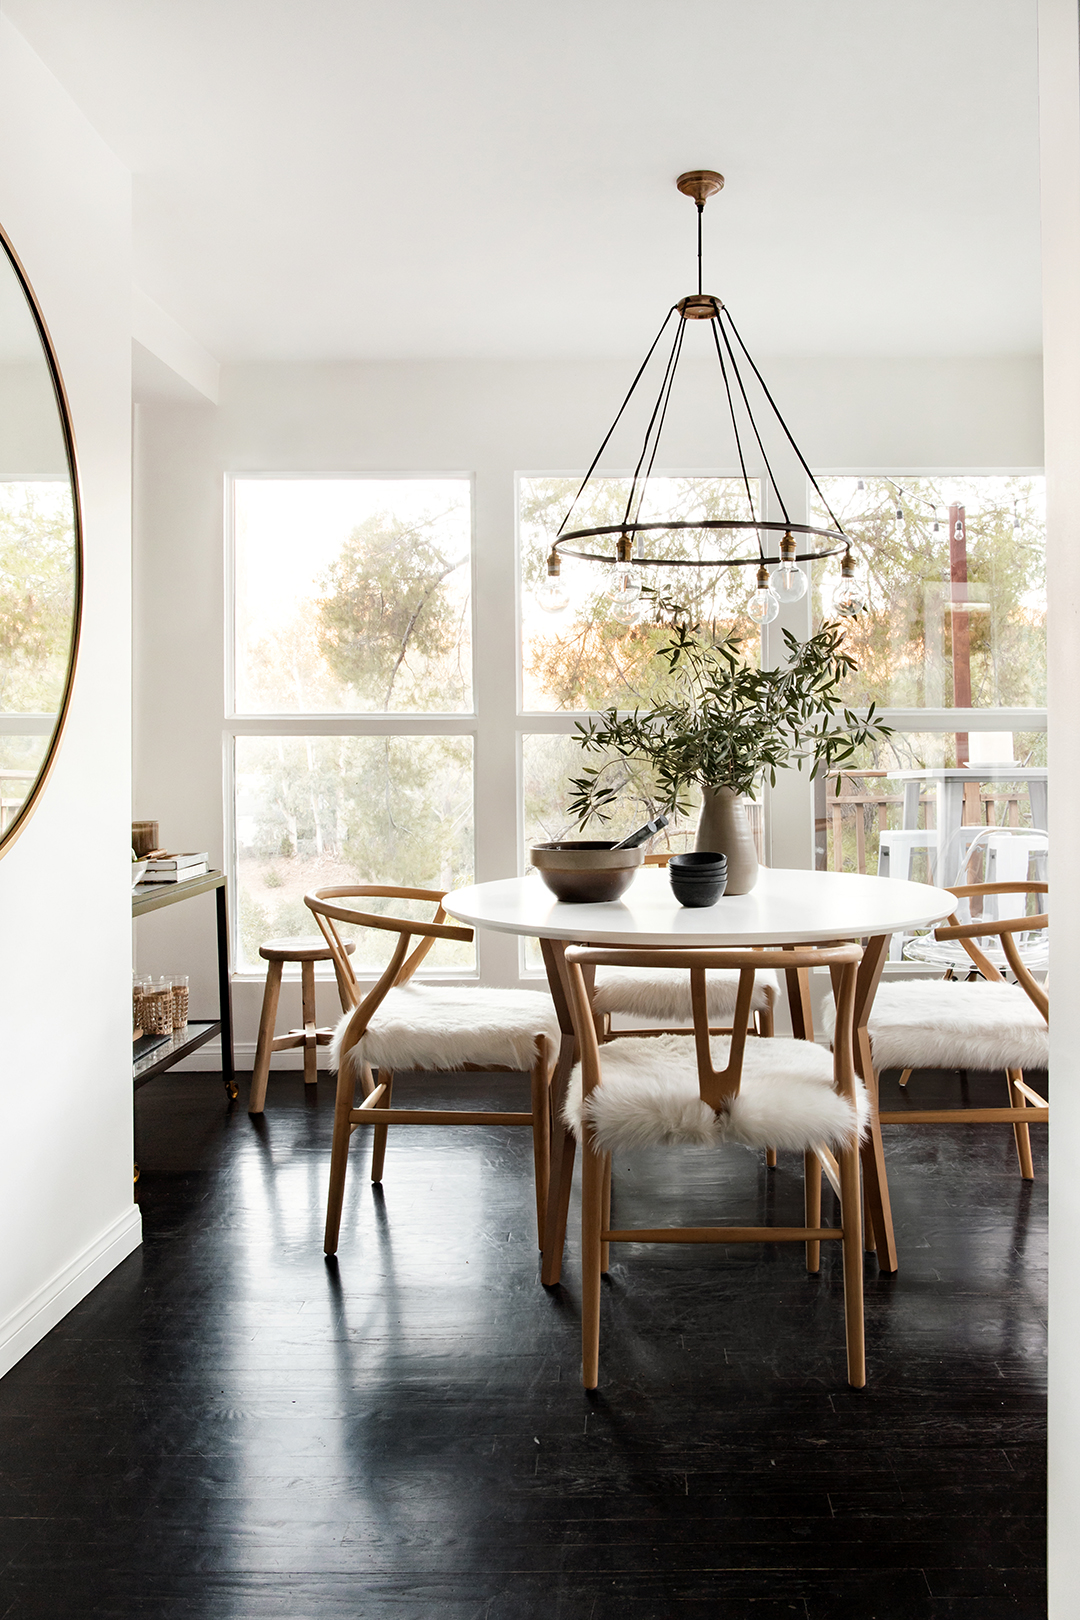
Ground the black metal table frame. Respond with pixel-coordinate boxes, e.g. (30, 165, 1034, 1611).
(132, 870, 236, 1100)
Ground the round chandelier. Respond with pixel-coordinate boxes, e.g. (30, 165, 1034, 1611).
(541, 169, 867, 627)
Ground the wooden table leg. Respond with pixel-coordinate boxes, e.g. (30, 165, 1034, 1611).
(784, 950, 814, 1042)
(539, 938, 578, 1287)
(853, 932, 897, 1274)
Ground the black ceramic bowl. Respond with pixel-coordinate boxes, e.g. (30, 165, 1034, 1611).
(669, 851, 728, 874)
(669, 851, 727, 907)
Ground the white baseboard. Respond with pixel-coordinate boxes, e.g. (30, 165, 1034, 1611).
(0, 1204, 143, 1380)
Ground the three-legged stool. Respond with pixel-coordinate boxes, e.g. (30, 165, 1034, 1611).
(248, 937, 355, 1113)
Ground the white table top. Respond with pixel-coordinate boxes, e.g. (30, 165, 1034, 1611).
(443, 867, 956, 947)
(894, 766, 1047, 780)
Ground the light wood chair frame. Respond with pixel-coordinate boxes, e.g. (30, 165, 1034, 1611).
(563, 941, 867, 1391)
(605, 854, 782, 1167)
(879, 880, 1049, 1179)
(305, 886, 553, 1255)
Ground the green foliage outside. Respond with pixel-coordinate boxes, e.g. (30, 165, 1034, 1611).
(236, 733, 474, 973)
(236, 485, 471, 714)
(811, 476, 1046, 710)
(520, 477, 760, 711)
(315, 508, 471, 711)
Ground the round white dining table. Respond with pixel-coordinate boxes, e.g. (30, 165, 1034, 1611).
(444, 866, 956, 1281)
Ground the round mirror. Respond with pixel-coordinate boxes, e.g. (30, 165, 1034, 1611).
(0, 222, 82, 855)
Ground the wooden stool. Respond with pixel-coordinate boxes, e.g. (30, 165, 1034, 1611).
(248, 937, 355, 1114)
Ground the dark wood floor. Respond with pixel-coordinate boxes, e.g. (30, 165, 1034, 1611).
(0, 1062, 1046, 1619)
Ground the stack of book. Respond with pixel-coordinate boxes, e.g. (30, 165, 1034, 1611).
(142, 852, 209, 884)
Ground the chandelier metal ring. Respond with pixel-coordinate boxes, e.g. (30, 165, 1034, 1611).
(552, 519, 848, 568)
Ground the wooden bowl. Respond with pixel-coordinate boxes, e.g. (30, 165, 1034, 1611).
(529, 841, 644, 903)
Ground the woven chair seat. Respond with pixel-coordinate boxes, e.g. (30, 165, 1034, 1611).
(563, 1032, 868, 1154)
(331, 985, 561, 1074)
(591, 965, 779, 1022)
(822, 979, 1048, 1072)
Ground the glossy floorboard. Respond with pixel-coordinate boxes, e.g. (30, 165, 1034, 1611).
(0, 1064, 1046, 1619)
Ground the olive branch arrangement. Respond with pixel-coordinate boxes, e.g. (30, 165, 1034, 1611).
(567, 597, 891, 828)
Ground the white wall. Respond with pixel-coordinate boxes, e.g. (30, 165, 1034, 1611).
(1039, 2, 1080, 1613)
(0, 17, 138, 1376)
(133, 352, 1043, 1063)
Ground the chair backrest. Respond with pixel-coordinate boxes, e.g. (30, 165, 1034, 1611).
(304, 885, 474, 1058)
(563, 942, 863, 1116)
(937, 881, 1049, 1020)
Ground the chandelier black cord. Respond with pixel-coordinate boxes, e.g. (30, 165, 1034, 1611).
(709, 317, 760, 542)
(629, 314, 688, 530)
(620, 308, 685, 534)
(722, 306, 846, 538)
(713, 311, 792, 532)
(556, 305, 679, 541)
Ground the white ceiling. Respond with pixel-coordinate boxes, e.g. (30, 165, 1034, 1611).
(5, 0, 1042, 363)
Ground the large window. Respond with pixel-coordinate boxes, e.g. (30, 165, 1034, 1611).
(229, 477, 476, 973)
(226, 468, 1046, 984)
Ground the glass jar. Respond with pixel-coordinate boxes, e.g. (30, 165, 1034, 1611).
(170, 975, 189, 1029)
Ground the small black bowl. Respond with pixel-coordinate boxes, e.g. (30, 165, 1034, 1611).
(669, 851, 727, 908)
(669, 851, 728, 873)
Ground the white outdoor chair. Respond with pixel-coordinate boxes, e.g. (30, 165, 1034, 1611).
(305, 885, 560, 1255)
(824, 881, 1049, 1179)
(561, 942, 870, 1391)
(903, 828, 1048, 973)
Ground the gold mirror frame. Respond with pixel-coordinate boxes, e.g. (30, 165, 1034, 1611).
(0, 219, 83, 858)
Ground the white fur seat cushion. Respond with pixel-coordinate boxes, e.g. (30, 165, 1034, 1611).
(331, 987, 560, 1075)
(591, 966, 779, 1023)
(563, 1033, 868, 1154)
(821, 979, 1048, 1072)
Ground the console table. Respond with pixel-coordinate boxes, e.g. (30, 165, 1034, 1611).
(132, 870, 236, 1100)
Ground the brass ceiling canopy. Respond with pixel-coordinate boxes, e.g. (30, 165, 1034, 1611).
(675, 169, 725, 206)
(542, 168, 861, 628)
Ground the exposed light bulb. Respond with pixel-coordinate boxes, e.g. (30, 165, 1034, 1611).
(536, 579, 569, 614)
(770, 530, 808, 604)
(772, 564, 808, 604)
(834, 552, 867, 619)
(537, 549, 569, 613)
(747, 563, 780, 626)
(607, 562, 643, 624)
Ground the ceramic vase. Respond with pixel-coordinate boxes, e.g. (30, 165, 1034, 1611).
(694, 785, 759, 894)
